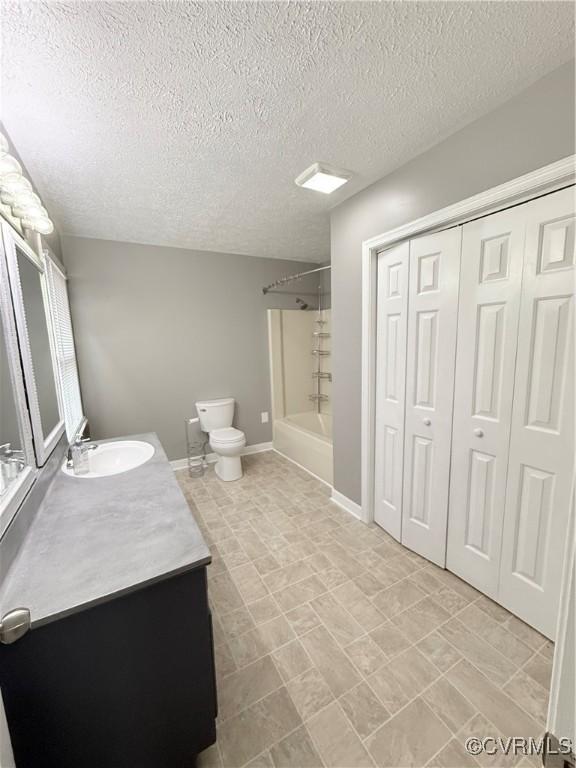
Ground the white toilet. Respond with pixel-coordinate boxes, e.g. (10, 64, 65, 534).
(195, 398, 246, 481)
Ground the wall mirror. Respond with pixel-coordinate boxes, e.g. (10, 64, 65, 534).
(0, 232, 36, 536)
(2, 222, 64, 466)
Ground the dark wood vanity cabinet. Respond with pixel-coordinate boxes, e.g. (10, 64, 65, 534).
(0, 567, 217, 768)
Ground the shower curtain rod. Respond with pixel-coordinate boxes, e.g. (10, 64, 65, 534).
(262, 264, 330, 294)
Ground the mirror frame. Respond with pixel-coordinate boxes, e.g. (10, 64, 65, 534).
(0, 226, 37, 536)
(1, 221, 65, 466)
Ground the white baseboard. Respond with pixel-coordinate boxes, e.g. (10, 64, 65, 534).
(170, 441, 273, 471)
(243, 441, 273, 456)
(330, 489, 363, 520)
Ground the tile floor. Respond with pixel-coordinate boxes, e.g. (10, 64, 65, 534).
(176, 452, 553, 768)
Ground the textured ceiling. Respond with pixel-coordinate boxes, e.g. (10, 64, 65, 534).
(2, 2, 574, 262)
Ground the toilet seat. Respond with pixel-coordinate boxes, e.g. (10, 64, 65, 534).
(210, 427, 245, 445)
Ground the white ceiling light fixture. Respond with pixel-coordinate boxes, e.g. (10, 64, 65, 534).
(0, 134, 55, 236)
(295, 162, 352, 194)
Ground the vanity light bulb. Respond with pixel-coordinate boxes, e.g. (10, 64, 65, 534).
(11, 202, 46, 220)
(0, 178, 36, 207)
(0, 190, 18, 205)
(22, 216, 54, 235)
(0, 173, 31, 194)
(0, 155, 22, 180)
(13, 206, 40, 219)
(10, 190, 42, 210)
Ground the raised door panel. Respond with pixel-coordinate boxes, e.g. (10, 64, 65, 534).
(499, 186, 575, 639)
(401, 228, 461, 566)
(447, 207, 526, 596)
(374, 242, 409, 539)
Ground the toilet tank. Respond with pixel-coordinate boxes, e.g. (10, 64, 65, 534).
(195, 398, 235, 432)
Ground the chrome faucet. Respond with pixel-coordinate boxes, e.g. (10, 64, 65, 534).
(0, 443, 25, 464)
(66, 437, 98, 470)
(0, 443, 25, 492)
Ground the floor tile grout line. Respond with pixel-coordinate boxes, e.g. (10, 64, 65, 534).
(499, 649, 552, 726)
(241, 719, 327, 768)
(183, 457, 552, 768)
(434, 648, 547, 735)
(214, 543, 533, 703)
(277, 581, 544, 747)
(423, 711, 482, 768)
(217, 572, 387, 758)
(220, 588, 471, 752)
(416, 623, 550, 730)
(454, 707, 539, 766)
(217, 677, 320, 766)
(214, 570, 548, 731)
(462, 600, 545, 661)
(357, 646, 468, 745)
(216, 647, 335, 766)
(514, 647, 552, 691)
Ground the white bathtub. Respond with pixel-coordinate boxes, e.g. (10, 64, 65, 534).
(273, 411, 333, 485)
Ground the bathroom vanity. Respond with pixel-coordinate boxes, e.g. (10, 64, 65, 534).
(0, 433, 216, 768)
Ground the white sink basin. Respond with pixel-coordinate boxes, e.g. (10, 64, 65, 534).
(62, 440, 155, 478)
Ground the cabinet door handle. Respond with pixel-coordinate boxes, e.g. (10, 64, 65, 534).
(0, 608, 30, 644)
(423, 418, 431, 426)
(474, 428, 484, 438)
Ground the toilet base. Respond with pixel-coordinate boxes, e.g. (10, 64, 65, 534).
(215, 455, 243, 482)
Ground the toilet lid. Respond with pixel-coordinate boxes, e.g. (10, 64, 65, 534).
(210, 427, 245, 443)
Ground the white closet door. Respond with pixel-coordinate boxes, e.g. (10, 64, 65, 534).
(447, 207, 526, 596)
(499, 187, 575, 639)
(402, 228, 461, 566)
(374, 242, 409, 539)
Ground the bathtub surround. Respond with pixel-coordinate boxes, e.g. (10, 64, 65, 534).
(61, 236, 323, 461)
(268, 308, 333, 483)
(330, 61, 576, 505)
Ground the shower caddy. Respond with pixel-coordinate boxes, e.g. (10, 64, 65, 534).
(309, 287, 331, 413)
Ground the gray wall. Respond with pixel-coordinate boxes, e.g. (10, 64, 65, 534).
(61, 236, 322, 460)
(330, 61, 576, 504)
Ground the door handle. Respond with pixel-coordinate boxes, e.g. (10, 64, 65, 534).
(473, 428, 484, 437)
(423, 418, 431, 426)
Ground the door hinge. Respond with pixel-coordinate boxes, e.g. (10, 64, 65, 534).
(0, 608, 31, 644)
